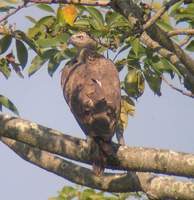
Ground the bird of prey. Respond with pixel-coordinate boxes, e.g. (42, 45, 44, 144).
(61, 32, 122, 175)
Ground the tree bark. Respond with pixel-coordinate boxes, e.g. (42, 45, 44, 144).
(1, 113, 194, 199)
(1, 114, 194, 178)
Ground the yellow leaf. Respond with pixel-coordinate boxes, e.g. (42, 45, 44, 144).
(124, 69, 145, 98)
(152, 2, 169, 22)
(57, 5, 78, 26)
(117, 96, 135, 132)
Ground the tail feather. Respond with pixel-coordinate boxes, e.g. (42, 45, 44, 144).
(92, 149, 106, 176)
(87, 136, 114, 176)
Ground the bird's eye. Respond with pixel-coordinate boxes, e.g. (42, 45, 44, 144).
(78, 35, 84, 39)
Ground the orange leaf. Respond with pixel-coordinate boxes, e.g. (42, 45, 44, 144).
(57, 5, 78, 26)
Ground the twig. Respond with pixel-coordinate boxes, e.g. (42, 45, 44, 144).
(0, 2, 28, 24)
(179, 35, 192, 47)
(162, 75, 194, 98)
(113, 49, 121, 61)
(168, 28, 194, 37)
(0, 0, 110, 25)
(28, 0, 110, 6)
(143, 0, 181, 31)
(90, 35, 111, 49)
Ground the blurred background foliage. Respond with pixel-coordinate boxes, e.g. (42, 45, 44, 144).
(49, 185, 147, 200)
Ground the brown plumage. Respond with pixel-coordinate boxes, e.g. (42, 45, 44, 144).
(61, 32, 121, 175)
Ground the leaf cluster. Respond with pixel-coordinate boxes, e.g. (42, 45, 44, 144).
(0, 1, 194, 130)
(49, 186, 146, 200)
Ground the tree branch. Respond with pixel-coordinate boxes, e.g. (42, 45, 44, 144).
(1, 114, 194, 179)
(28, 0, 110, 6)
(0, 0, 109, 24)
(162, 75, 194, 98)
(0, 1, 28, 24)
(0, 136, 139, 193)
(143, 0, 181, 31)
(1, 136, 194, 199)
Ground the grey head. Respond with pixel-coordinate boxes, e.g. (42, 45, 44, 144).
(68, 32, 96, 49)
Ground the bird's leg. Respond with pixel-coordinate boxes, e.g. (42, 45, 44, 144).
(86, 136, 104, 176)
(86, 136, 94, 156)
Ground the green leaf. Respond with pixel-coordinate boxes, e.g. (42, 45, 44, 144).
(170, 1, 183, 16)
(0, 35, 12, 55)
(81, 188, 96, 199)
(157, 19, 174, 31)
(35, 15, 56, 28)
(144, 55, 181, 78)
(105, 11, 128, 27)
(27, 16, 56, 41)
(37, 33, 69, 48)
(0, 95, 19, 115)
(130, 38, 144, 57)
(28, 55, 47, 76)
(47, 51, 65, 76)
(0, 6, 15, 12)
(48, 59, 60, 77)
(85, 7, 104, 25)
(186, 40, 194, 51)
(144, 67, 162, 96)
(28, 49, 57, 76)
(16, 39, 28, 69)
(160, 58, 182, 77)
(59, 186, 77, 199)
(124, 69, 145, 98)
(25, 16, 37, 24)
(37, 4, 55, 13)
(74, 18, 90, 28)
(115, 59, 128, 72)
(84, 7, 104, 30)
(64, 47, 77, 58)
(37, 38, 59, 48)
(0, 58, 11, 79)
(14, 30, 41, 55)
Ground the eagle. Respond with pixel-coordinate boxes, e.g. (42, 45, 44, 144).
(61, 32, 122, 175)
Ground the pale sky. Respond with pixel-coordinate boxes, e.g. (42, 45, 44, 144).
(0, 4, 194, 200)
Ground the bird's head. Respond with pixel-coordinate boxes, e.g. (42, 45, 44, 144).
(68, 32, 96, 49)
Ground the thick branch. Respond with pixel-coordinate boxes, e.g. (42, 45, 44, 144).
(1, 114, 194, 179)
(1, 136, 194, 199)
(0, 137, 139, 193)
